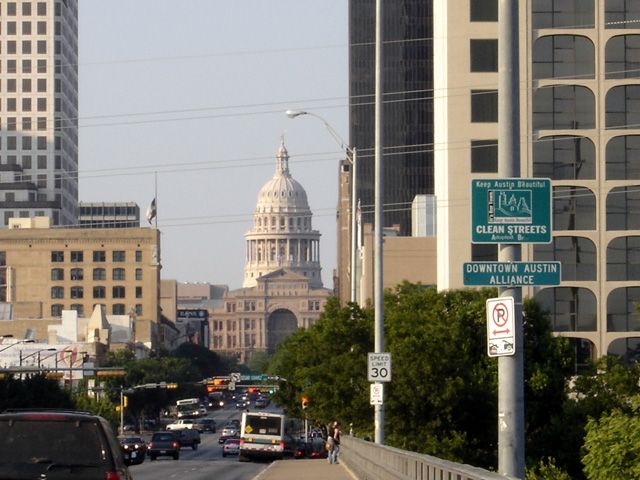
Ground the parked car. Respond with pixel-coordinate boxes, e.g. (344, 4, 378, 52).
(177, 428, 201, 450)
(120, 435, 147, 465)
(166, 419, 197, 431)
(148, 431, 180, 460)
(0, 408, 133, 479)
(222, 437, 240, 457)
(195, 417, 216, 433)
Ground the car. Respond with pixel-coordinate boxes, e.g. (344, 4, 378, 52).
(195, 417, 217, 433)
(198, 405, 208, 416)
(0, 408, 133, 479)
(222, 437, 240, 457)
(218, 434, 240, 445)
(229, 418, 240, 427)
(177, 428, 201, 450)
(221, 425, 238, 437)
(148, 431, 180, 460)
(254, 397, 268, 408)
(120, 435, 147, 465)
(166, 419, 197, 431)
(235, 400, 247, 409)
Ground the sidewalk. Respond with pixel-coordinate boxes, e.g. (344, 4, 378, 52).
(254, 458, 356, 480)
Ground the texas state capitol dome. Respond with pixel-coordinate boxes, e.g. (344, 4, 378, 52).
(243, 138, 323, 288)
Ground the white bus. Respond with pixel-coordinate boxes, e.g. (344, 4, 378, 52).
(239, 411, 301, 461)
(176, 398, 200, 419)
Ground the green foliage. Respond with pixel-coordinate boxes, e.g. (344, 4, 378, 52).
(73, 393, 118, 427)
(582, 396, 640, 480)
(246, 351, 270, 373)
(0, 374, 74, 410)
(172, 342, 230, 378)
(526, 457, 572, 480)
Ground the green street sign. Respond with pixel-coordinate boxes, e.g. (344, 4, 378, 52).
(471, 178, 552, 244)
(463, 261, 561, 286)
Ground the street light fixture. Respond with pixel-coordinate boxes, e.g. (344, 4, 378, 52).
(285, 109, 358, 303)
(19, 347, 56, 366)
(0, 339, 35, 354)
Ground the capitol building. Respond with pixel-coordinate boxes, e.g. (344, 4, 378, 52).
(210, 139, 331, 362)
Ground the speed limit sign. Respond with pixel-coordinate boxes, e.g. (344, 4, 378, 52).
(368, 353, 391, 382)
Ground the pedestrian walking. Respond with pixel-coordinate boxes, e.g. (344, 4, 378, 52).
(327, 421, 341, 464)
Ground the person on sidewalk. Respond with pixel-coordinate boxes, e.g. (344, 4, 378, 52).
(327, 421, 341, 464)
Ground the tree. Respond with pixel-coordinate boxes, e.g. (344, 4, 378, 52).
(0, 374, 73, 411)
(582, 396, 640, 480)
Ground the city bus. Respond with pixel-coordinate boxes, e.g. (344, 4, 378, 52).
(176, 398, 200, 419)
(239, 411, 302, 461)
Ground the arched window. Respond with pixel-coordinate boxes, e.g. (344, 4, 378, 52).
(606, 135, 640, 179)
(607, 236, 640, 280)
(532, 0, 594, 29)
(535, 287, 597, 331)
(534, 236, 596, 280)
(533, 85, 595, 130)
(606, 85, 640, 129)
(533, 35, 594, 80)
(552, 186, 596, 230)
(607, 287, 640, 332)
(605, 35, 640, 79)
(606, 187, 640, 230)
(607, 338, 640, 365)
(533, 135, 595, 180)
(605, 2, 640, 29)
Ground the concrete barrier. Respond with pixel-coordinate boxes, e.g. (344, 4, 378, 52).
(341, 436, 517, 480)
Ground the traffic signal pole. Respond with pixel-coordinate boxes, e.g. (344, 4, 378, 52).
(498, 1, 525, 478)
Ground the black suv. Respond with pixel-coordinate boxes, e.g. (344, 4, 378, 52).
(0, 408, 132, 480)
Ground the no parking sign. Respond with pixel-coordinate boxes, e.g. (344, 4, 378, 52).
(486, 297, 515, 357)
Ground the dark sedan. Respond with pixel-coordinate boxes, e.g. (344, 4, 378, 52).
(120, 436, 147, 465)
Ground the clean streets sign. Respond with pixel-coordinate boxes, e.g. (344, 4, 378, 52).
(486, 297, 515, 357)
(471, 178, 552, 244)
(463, 261, 561, 286)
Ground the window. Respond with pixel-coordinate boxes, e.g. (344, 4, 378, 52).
(93, 251, 105, 262)
(553, 186, 596, 230)
(37, 21, 46, 34)
(22, 2, 32, 15)
(606, 85, 640, 129)
(70, 251, 83, 262)
(22, 40, 31, 54)
(112, 286, 125, 298)
(136, 286, 142, 298)
(535, 287, 596, 332)
(51, 304, 63, 316)
(135, 304, 143, 315)
(532, 0, 594, 29)
(607, 135, 640, 180)
(92, 268, 106, 281)
(36, 2, 46, 15)
(533, 85, 595, 130)
(470, 39, 498, 72)
(607, 287, 640, 332)
(135, 268, 143, 281)
(471, 90, 498, 122)
(112, 268, 125, 281)
(70, 286, 83, 299)
(36, 40, 46, 54)
(113, 304, 126, 315)
(534, 135, 596, 180)
(70, 304, 84, 317)
(534, 236, 596, 280)
(608, 236, 640, 281)
(605, 1, 640, 29)
(51, 286, 64, 299)
(471, 0, 497, 21)
(533, 35, 595, 80)
(135, 250, 142, 262)
(51, 251, 64, 262)
(112, 251, 125, 262)
(37, 79, 46, 92)
(70, 268, 83, 281)
(93, 286, 105, 299)
(605, 35, 640, 79)
(471, 140, 498, 173)
(51, 268, 64, 281)
(22, 59, 31, 73)
(607, 187, 640, 230)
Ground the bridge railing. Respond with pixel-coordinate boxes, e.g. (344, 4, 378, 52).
(341, 435, 517, 480)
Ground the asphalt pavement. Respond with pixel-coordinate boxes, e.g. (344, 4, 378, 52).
(253, 458, 356, 480)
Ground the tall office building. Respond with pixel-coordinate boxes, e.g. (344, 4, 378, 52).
(348, 0, 433, 235)
(435, 1, 640, 367)
(0, 0, 79, 226)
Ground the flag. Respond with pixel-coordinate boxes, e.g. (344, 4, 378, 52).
(146, 198, 157, 224)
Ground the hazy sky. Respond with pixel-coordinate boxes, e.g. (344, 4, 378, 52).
(78, 1, 348, 289)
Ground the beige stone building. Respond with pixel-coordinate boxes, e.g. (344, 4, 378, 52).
(0, 220, 163, 350)
(211, 140, 331, 362)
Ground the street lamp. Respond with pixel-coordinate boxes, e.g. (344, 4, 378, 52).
(0, 339, 34, 354)
(38, 349, 59, 369)
(19, 347, 56, 366)
(285, 109, 358, 303)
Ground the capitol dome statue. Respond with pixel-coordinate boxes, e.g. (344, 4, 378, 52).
(243, 137, 323, 288)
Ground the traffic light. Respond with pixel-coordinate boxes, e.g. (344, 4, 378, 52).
(301, 395, 309, 409)
(123, 396, 128, 408)
(166, 383, 178, 389)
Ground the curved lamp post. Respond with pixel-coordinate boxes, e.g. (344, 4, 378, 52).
(285, 109, 358, 303)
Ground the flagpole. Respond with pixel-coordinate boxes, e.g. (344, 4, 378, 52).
(154, 171, 158, 229)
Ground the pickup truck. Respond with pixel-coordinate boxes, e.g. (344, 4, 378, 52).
(166, 419, 199, 431)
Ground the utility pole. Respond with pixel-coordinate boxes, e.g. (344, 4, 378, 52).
(120, 387, 125, 436)
(373, 0, 385, 445)
(498, 1, 524, 477)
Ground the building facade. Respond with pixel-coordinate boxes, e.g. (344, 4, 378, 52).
(0, 0, 79, 226)
(0, 222, 162, 349)
(78, 202, 140, 228)
(212, 140, 331, 362)
(435, 0, 640, 366)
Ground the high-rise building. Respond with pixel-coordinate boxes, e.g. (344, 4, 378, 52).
(0, 0, 79, 227)
(435, 0, 640, 367)
(348, 0, 433, 235)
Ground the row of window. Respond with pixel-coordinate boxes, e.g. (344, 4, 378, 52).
(51, 250, 142, 263)
(51, 285, 142, 299)
(535, 286, 640, 333)
(0, 58, 46, 74)
(2, 2, 48, 16)
(471, 0, 640, 29)
(0, 39, 47, 54)
(254, 216, 311, 230)
(1, 19, 47, 34)
(51, 303, 142, 317)
(51, 267, 143, 281)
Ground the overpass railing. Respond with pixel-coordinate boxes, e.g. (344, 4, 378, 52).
(341, 435, 517, 480)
